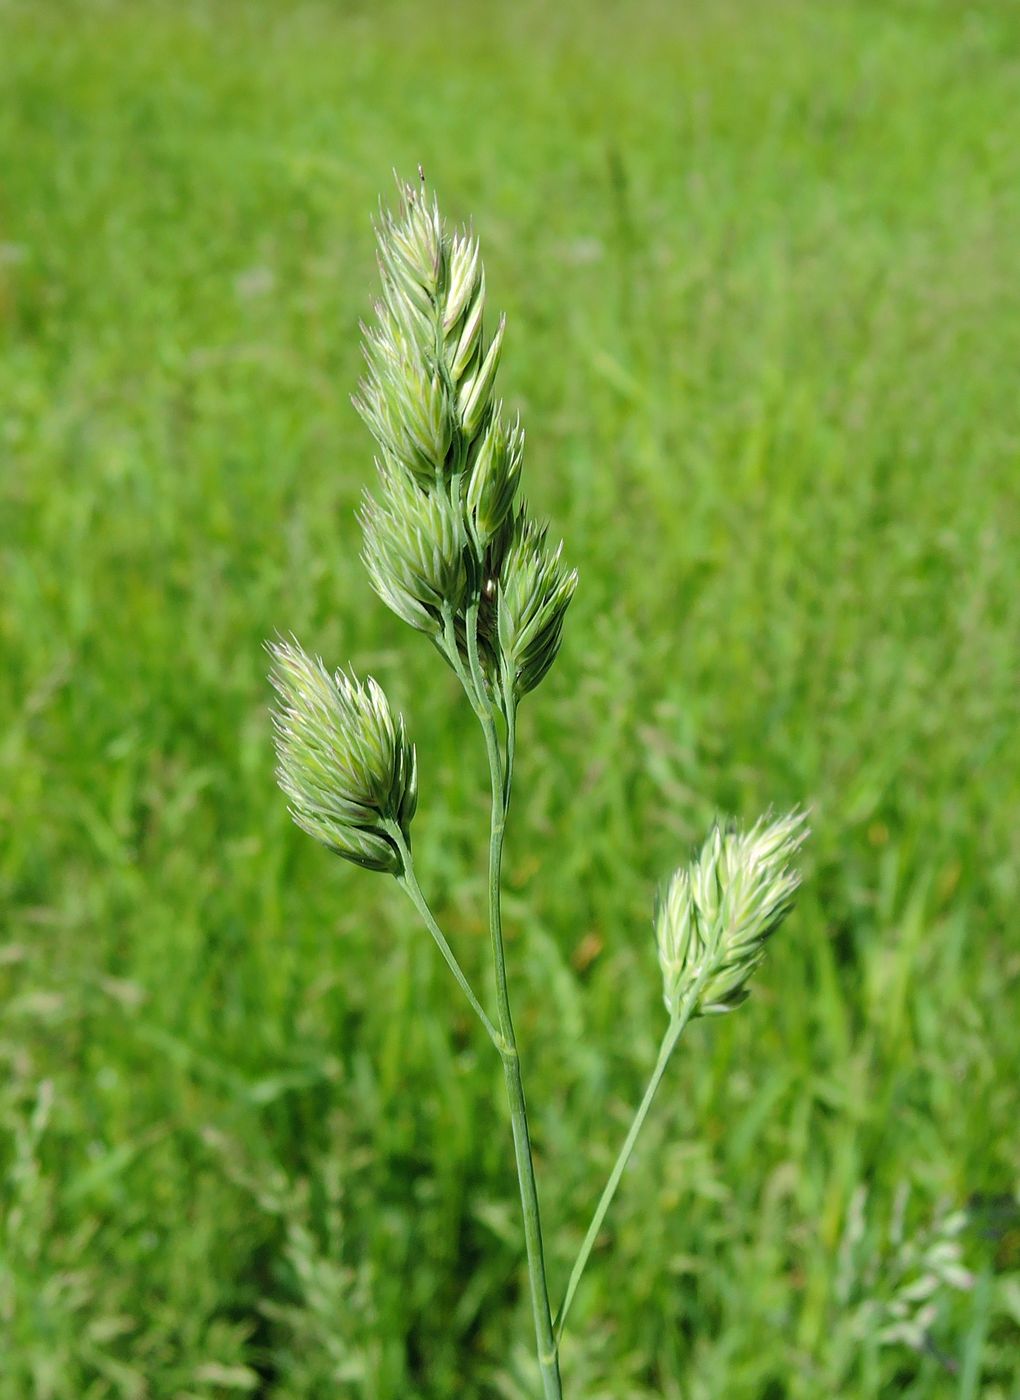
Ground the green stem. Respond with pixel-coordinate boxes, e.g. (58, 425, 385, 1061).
(441, 607, 485, 720)
(488, 736, 562, 1398)
(554, 1007, 695, 1348)
(499, 660, 516, 807)
(389, 827, 502, 1054)
(465, 603, 561, 1399)
(463, 596, 490, 718)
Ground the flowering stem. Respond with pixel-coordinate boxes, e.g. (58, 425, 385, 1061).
(463, 598, 561, 1399)
(486, 724, 562, 1399)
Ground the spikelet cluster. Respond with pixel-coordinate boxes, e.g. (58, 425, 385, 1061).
(268, 639, 417, 873)
(655, 810, 808, 1018)
(355, 175, 576, 701)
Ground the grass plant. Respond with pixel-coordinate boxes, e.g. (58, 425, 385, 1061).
(269, 179, 810, 1395)
(2, 1, 1019, 1395)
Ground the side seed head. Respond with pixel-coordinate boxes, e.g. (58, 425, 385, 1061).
(268, 638, 417, 873)
(655, 810, 809, 1018)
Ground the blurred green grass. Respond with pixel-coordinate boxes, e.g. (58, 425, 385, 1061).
(1, 0, 1019, 1395)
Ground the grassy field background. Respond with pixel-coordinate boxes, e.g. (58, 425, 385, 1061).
(2, 0, 1019, 1395)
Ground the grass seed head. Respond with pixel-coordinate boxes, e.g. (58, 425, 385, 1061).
(352, 176, 576, 699)
(267, 638, 417, 873)
(655, 809, 808, 1018)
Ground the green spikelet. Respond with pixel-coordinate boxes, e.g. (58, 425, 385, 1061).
(466, 406, 525, 551)
(359, 461, 472, 638)
(496, 515, 578, 699)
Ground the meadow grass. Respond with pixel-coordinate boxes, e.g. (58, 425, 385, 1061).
(1, 0, 1019, 1395)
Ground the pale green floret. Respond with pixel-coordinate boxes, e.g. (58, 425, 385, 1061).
(466, 407, 524, 550)
(267, 639, 417, 873)
(655, 809, 808, 1018)
(496, 516, 578, 699)
(443, 233, 482, 335)
(459, 314, 505, 441)
(448, 264, 487, 380)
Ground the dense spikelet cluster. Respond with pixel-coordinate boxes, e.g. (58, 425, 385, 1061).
(355, 175, 576, 700)
(268, 639, 417, 873)
(655, 810, 809, 1018)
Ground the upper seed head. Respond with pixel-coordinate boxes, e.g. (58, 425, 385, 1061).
(353, 177, 576, 698)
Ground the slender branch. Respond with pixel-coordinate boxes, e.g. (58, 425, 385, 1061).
(555, 950, 719, 1352)
(388, 825, 502, 1053)
(553, 1012, 690, 1345)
